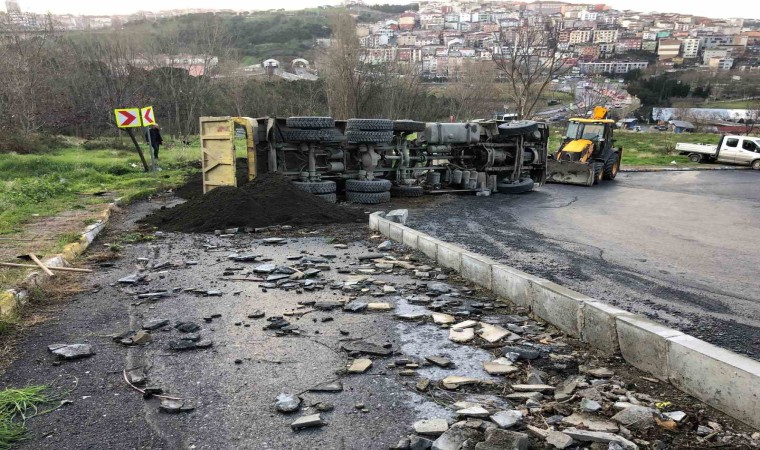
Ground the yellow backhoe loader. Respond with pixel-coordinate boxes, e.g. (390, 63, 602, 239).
(547, 106, 622, 186)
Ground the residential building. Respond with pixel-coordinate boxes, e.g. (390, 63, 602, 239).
(703, 48, 729, 64)
(398, 13, 416, 31)
(593, 28, 619, 43)
(657, 39, 681, 60)
(708, 57, 734, 70)
(569, 29, 592, 44)
(681, 38, 701, 58)
(579, 61, 649, 73)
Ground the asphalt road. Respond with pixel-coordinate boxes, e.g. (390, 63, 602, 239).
(408, 170, 760, 360)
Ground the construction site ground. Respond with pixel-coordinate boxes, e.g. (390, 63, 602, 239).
(0, 191, 758, 450)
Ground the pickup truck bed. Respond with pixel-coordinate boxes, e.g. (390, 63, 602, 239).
(675, 142, 717, 156)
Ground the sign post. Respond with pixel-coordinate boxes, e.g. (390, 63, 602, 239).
(114, 106, 158, 173)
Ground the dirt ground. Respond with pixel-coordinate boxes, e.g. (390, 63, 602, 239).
(0, 192, 757, 450)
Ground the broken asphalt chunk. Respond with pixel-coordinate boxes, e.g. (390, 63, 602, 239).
(413, 418, 449, 436)
(561, 428, 638, 450)
(275, 393, 301, 413)
(501, 345, 540, 360)
(490, 410, 523, 429)
(48, 344, 94, 360)
(168, 340, 196, 351)
(142, 319, 170, 331)
(308, 381, 343, 393)
(118, 273, 145, 284)
(441, 376, 480, 390)
(425, 356, 453, 368)
(340, 341, 392, 356)
(175, 322, 201, 333)
(291, 413, 324, 430)
(347, 358, 373, 374)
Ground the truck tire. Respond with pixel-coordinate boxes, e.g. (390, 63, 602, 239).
(322, 129, 346, 142)
(280, 129, 326, 142)
(346, 191, 391, 204)
(316, 193, 337, 204)
(390, 185, 424, 197)
(292, 180, 337, 194)
(286, 116, 335, 129)
(496, 177, 535, 194)
(393, 120, 426, 133)
(345, 179, 392, 193)
(593, 162, 604, 185)
(751, 160, 760, 170)
(498, 120, 539, 137)
(345, 130, 394, 144)
(603, 153, 620, 180)
(687, 153, 703, 163)
(346, 119, 394, 131)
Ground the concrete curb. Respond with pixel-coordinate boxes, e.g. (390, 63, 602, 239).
(1, 201, 118, 320)
(370, 211, 760, 430)
(621, 166, 750, 173)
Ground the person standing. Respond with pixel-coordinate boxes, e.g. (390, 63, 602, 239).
(145, 124, 164, 159)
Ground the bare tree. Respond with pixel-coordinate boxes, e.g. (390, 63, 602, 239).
(319, 11, 366, 119)
(444, 59, 498, 121)
(492, 21, 568, 119)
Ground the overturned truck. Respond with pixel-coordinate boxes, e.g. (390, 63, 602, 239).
(199, 116, 548, 203)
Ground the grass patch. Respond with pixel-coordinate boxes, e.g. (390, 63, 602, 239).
(0, 144, 201, 236)
(549, 129, 723, 166)
(0, 385, 50, 449)
(120, 232, 155, 244)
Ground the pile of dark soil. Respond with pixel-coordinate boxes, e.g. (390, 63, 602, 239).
(144, 173, 366, 232)
(173, 159, 249, 200)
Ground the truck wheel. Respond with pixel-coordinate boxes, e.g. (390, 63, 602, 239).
(498, 120, 539, 137)
(345, 130, 394, 144)
(286, 116, 335, 129)
(688, 153, 703, 163)
(346, 191, 391, 204)
(345, 179, 392, 193)
(280, 129, 326, 142)
(346, 119, 394, 131)
(316, 193, 337, 204)
(752, 160, 760, 170)
(496, 177, 535, 194)
(593, 162, 604, 185)
(393, 120, 426, 133)
(603, 153, 620, 180)
(390, 185, 424, 197)
(292, 180, 337, 194)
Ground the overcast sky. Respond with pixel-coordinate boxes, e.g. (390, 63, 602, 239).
(4, 0, 756, 20)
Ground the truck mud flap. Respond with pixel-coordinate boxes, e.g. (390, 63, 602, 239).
(546, 160, 595, 186)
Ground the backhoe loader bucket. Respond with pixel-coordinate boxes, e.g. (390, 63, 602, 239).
(546, 160, 595, 186)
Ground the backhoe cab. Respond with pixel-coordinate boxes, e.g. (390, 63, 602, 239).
(547, 106, 622, 186)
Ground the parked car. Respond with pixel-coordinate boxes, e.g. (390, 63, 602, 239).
(676, 135, 760, 169)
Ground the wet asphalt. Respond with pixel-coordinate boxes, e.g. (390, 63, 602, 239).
(407, 170, 760, 360)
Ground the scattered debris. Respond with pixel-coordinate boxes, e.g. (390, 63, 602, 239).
(291, 413, 325, 431)
(48, 344, 95, 360)
(275, 393, 301, 413)
(347, 358, 373, 374)
(413, 418, 449, 436)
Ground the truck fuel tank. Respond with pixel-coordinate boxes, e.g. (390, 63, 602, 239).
(425, 122, 480, 145)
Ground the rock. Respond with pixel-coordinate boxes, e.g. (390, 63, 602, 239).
(142, 319, 169, 331)
(386, 209, 408, 225)
(663, 411, 686, 422)
(442, 376, 480, 390)
(545, 431, 574, 449)
(451, 320, 478, 330)
(383, 285, 397, 294)
(611, 406, 655, 428)
(348, 358, 373, 374)
(290, 413, 325, 430)
(341, 341, 392, 356)
(159, 399, 186, 413)
(390, 437, 411, 449)
(47, 344, 95, 360)
(449, 327, 475, 343)
(416, 378, 431, 392)
(314, 300, 343, 310)
(474, 428, 529, 450)
(195, 339, 213, 349)
(554, 375, 582, 401)
(483, 360, 519, 375)
(580, 398, 602, 412)
(414, 418, 449, 436)
(432, 426, 483, 450)
(131, 330, 152, 345)
(358, 253, 385, 261)
(490, 410, 523, 429)
(344, 300, 368, 312)
(397, 313, 426, 321)
(247, 310, 265, 319)
(314, 402, 334, 412)
(367, 302, 393, 311)
(432, 313, 456, 325)
(504, 392, 542, 402)
(562, 413, 619, 433)
(333, 244, 348, 249)
(262, 237, 286, 245)
(175, 322, 201, 333)
(409, 435, 434, 450)
(511, 384, 554, 392)
(309, 381, 343, 392)
(428, 282, 451, 294)
(275, 393, 301, 413)
(478, 323, 514, 343)
(377, 240, 393, 251)
(578, 387, 604, 402)
(425, 356, 453, 368)
(588, 367, 615, 378)
(117, 273, 144, 284)
(561, 428, 638, 450)
(501, 345, 540, 360)
(407, 295, 432, 305)
(253, 263, 276, 273)
(456, 406, 490, 418)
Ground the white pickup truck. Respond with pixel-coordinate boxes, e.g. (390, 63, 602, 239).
(676, 135, 760, 169)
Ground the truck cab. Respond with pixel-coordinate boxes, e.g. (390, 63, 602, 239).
(718, 136, 760, 166)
